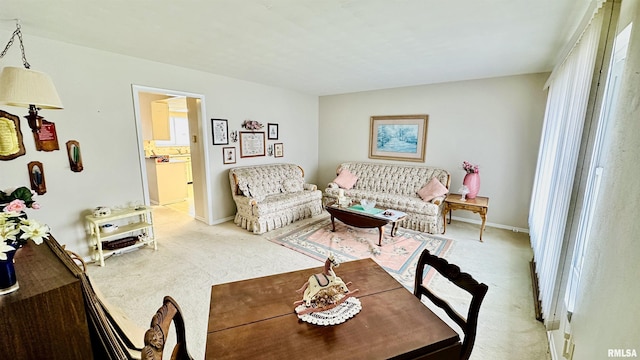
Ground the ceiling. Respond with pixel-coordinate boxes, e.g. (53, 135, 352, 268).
(0, 0, 591, 96)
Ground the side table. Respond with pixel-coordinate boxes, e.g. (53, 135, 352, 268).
(443, 193, 489, 241)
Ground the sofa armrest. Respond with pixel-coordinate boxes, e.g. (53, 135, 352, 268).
(304, 183, 318, 191)
(431, 195, 446, 206)
(327, 182, 338, 189)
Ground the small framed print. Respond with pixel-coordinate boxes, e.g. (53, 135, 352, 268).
(212, 118, 229, 145)
(223, 147, 236, 164)
(267, 123, 279, 140)
(274, 143, 283, 158)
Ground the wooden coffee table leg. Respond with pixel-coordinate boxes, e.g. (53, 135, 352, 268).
(330, 215, 336, 232)
(377, 227, 384, 246)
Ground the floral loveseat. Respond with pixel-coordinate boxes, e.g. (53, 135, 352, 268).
(324, 162, 451, 234)
(229, 164, 323, 234)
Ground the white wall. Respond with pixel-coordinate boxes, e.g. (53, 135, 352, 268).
(0, 30, 318, 259)
(318, 74, 548, 230)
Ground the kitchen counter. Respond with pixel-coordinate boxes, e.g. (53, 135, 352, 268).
(145, 158, 188, 205)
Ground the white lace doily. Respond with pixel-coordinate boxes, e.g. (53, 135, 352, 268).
(295, 297, 362, 325)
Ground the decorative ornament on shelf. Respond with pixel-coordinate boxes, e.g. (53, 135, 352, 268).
(241, 120, 263, 131)
(459, 185, 469, 201)
(462, 161, 480, 199)
(0, 186, 50, 295)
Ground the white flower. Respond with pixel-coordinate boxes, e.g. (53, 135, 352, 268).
(19, 221, 50, 245)
(0, 223, 20, 242)
(0, 242, 15, 260)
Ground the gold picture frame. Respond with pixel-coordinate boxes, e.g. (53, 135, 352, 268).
(369, 114, 428, 162)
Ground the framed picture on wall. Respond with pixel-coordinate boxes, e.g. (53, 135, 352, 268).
(267, 123, 279, 140)
(369, 114, 428, 162)
(223, 147, 236, 164)
(239, 131, 265, 158)
(274, 143, 283, 158)
(212, 118, 229, 145)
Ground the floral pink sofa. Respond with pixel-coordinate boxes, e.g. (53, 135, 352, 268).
(324, 162, 451, 234)
(229, 164, 323, 234)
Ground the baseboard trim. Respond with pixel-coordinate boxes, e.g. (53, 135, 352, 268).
(548, 331, 559, 360)
(450, 215, 529, 233)
(211, 215, 234, 225)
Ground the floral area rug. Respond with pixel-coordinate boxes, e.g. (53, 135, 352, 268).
(268, 218, 454, 292)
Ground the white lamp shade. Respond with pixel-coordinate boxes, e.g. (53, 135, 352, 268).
(0, 66, 63, 109)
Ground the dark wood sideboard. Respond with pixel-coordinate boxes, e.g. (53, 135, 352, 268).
(0, 239, 93, 359)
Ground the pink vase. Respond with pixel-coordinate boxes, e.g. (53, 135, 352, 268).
(463, 173, 480, 199)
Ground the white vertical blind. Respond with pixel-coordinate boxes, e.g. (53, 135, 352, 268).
(565, 22, 631, 315)
(528, 11, 604, 323)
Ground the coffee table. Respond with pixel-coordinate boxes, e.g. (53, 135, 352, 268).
(324, 202, 406, 246)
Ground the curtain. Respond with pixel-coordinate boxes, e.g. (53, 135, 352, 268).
(528, 9, 604, 324)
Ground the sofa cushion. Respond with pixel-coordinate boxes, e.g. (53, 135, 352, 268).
(417, 177, 449, 201)
(282, 178, 304, 193)
(333, 169, 358, 189)
(247, 183, 268, 201)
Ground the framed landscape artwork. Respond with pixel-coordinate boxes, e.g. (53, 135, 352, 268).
(369, 114, 428, 162)
(212, 118, 229, 145)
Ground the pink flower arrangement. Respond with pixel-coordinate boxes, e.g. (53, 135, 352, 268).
(462, 161, 479, 174)
(242, 120, 264, 130)
(0, 187, 49, 259)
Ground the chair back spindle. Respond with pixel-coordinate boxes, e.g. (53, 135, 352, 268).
(142, 296, 193, 360)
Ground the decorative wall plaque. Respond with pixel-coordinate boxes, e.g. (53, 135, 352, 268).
(28, 161, 47, 195)
(34, 119, 60, 152)
(0, 110, 26, 160)
(66, 140, 83, 172)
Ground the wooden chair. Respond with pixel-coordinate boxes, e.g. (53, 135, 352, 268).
(413, 249, 489, 360)
(142, 296, 193, 360)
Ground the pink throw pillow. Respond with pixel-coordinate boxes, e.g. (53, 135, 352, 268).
(333, 169, 358, 189)
(417, 178, 448, 201)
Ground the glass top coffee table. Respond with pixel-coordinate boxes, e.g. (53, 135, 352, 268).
(324, 202, 407, 246)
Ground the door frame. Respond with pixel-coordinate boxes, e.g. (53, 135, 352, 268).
(131, 84, 214, 225)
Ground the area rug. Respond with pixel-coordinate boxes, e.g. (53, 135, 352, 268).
(268, 218, 454, 292)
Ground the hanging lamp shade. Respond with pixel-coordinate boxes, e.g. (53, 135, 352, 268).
(0, 66, 63, 109)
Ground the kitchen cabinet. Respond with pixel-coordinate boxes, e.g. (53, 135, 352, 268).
(85, 207, 156, 267)
(151, 101, 170, 140)
(146, 158, 188, 205)
(155, 116, 189, 146)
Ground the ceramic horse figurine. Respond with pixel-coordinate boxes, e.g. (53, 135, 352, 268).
(294, 253, 359, 315)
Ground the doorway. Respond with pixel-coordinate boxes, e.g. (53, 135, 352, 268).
(131, 85, 213, 224)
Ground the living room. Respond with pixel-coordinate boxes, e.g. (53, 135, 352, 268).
(1, 1, 639, 359)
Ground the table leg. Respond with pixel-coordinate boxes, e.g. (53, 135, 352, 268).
(330, 215, 336, 232)
(442, 212, 447, 234)
(377, 227, 383, 246)
(479, 213, 486, 242)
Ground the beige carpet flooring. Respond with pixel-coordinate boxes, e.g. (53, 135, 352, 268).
(88, 205, 550, 360)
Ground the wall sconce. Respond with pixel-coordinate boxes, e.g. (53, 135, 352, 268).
(0, 20, 63, 133)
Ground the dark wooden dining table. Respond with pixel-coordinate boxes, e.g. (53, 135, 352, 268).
(206, 258, 461, 359)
